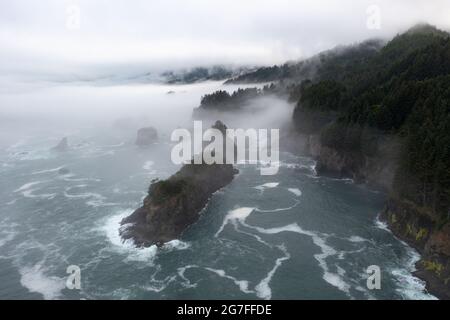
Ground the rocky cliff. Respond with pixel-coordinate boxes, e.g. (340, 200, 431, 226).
(293, 128, 450, 299)
(381, 198, 450, 299)
(121, 121, 238, 247)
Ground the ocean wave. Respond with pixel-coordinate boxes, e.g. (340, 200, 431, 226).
(14, 180, 57, 199)
(14, 180, 48, 192)
(101, 210, 191, 263)
(31, 166, 66, 175)
(143, 160, 155, 170)
(391, 247, 437, 300)
(205, 267, 253, 294)
(215, 207, 255, 237)
(101, 210, 159, 263)
(19, 264, 65, 300)
(255, 199, 299, 213)
(287, 188, 302, 197)
(374, 214, 390, 233)
(245, 222, 351, 297)
(255, 245, 290, 300)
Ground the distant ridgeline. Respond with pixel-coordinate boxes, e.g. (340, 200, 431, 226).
(192, 84, 283, 118)
(161, 65, 251, 84)
(230, 24, 450, 298)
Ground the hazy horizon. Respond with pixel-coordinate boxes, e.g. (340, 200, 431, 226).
(1, 0, 450, 82)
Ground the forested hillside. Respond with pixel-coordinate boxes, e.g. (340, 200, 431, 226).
(231, 24, 450, 298)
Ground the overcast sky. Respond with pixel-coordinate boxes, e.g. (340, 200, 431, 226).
(1, 0, 449, 77)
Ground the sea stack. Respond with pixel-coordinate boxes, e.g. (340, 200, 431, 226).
(120, 121, 238, 247)
(52, 137, 69, 152)
(135, 127, 158, 146)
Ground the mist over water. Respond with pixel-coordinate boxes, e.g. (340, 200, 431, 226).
(0, 81, 436, 299)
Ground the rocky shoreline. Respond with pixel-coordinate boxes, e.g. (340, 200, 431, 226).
(120, 121, 238, 247)
(295, 132, 450, 299)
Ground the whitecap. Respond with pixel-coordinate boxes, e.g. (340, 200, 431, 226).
(254, 182, 279, 193)
(246, 222, 352, 297)
(31, 166, 66, 175)
(162, 239, 191, 251)
(101, 210, 158, 263)
(14, 180, 48, 192)
(255, 245, 290, 300)
(19, 264, 65, 300)
(22, 189, 57, 200)
(215, 207, 255, 237)
(177, 265, 199, 288)
(347, 235, 369, 243)
(374, 214, 390, 232)
(287, 188, 302, 197)
(204, 268, 253, 294)
(391, 248, 437, 300)
(255, 200, 299, 213)
(143, 160, 155, 170)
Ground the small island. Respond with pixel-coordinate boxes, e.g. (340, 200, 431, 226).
(120, 121, 238, 247)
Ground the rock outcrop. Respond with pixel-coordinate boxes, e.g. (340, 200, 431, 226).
(292, 131, 400, 191)
(121, 121, 238, 247)
(381, 198, 450, 299)
(52, 137, 69, 152)
(135, 127, 158, 146)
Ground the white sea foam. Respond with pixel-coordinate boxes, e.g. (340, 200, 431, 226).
(0, 227, 16, 248)
(102, 210, 158, 263)
(287, 188, 302, 197)
(255, 245, 290, 300)
(247, 222, 351, 296)
(102, 211, 190, 263)
(391, 248, 437, 300)
(205, 268, 253, 294)
(255, 200, 299, 213)
(254, 182, 279, 193)
(19, 264, 65, 300)
(177, 265, 199, 288)
(31, 166, 66, 175)
(374, 214, 390, 232)
(373, 215, 436, 299)
(14, 181, 47, 192)
(348, 235, 369, 243)
(215, 207, 255, 237)
(22, 189, 57, 200)
(65, 188, 116, 207)
(162, 239, 191, 251)
(143, 160, 155, 170)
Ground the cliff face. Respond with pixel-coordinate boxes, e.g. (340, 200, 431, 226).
(297, 130, 450, 299)
(381, 198, 450, 299)
(121, 121, 238, 247)
(299, 132, 400, 191)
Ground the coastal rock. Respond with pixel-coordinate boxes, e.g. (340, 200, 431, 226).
(298, 132, 400, 191)
(52, 137, 69, 152)
(381, 198, 450, 299)
(135, 127, 158, 146)
(121, 121, 238, 247)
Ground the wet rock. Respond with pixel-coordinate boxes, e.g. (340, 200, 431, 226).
(52, 137, 69, 152)
(121, 121, 238, 247)
(135, 127, 158, 146)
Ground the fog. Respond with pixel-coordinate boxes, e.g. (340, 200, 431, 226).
(1, 0, 449, 80)
(0, 81, 294, 154)
(1, 0, 449, 151)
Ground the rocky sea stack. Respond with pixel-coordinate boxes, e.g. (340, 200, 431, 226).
(52, 137, 69, 152)
(135, 126, 158, 146)
(121, 121, 238, 247)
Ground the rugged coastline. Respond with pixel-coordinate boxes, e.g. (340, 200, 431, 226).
(120, 121, 238, 247)
(293, 130, 450, 299)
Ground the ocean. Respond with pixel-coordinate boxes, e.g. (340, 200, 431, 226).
(0, 81, 436, 300)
